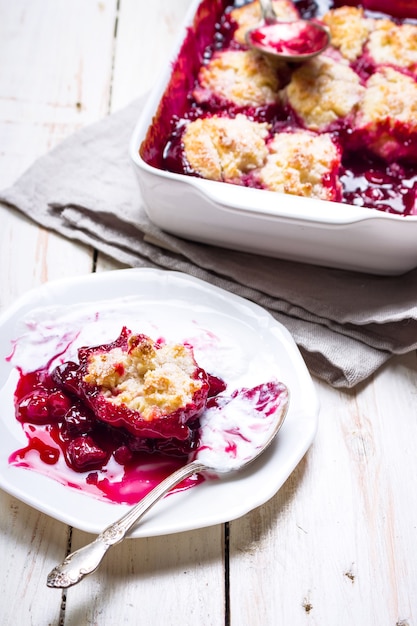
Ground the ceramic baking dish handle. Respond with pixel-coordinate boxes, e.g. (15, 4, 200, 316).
(192, 177, 371, 225)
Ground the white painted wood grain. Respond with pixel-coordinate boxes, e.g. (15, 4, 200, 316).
(0, 0, 114, 314)
(110, 0, 193, 109)
(229, 352, 417, 625)
(0, 1, 116, 623)
(0, 497, 69, 624)
(64, 526, 225, 626)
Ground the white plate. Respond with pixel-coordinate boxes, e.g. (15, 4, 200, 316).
(0, 268, 319, 537)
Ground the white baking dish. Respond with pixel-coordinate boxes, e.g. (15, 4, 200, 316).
(130, 0, 417, 276)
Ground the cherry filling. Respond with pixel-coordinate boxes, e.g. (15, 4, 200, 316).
(13, 366, 200, 471)
(362, 0, 417, 18)
(341, 155, 417, 214)
(13, 329, 216, 472)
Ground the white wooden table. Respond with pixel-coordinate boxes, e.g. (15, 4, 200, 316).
(1, 1, 416, 624)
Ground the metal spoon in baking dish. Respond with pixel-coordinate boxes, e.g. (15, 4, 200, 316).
(246, 0, 330, 62)
(47, 381, 289, 588)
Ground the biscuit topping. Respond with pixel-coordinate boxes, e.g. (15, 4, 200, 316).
(182, 115, 269, 182)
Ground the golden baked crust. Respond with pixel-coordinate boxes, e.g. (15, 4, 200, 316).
(259, 131, 342, 201)
(194, 49, 281, 107)
(182, 114, 269, 182)
(353, 66, 417, 160)
(230, 0, 299, 45)
(367, 20, 417, 71)
(322, 6, 374, 61)
(283, 55, 365, 130)
(84, 335, 204, 421)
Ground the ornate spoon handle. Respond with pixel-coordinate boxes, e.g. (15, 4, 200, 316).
(47, 459, 206, 588)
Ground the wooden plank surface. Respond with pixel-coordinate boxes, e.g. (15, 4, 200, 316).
(0, 1, 416, 624)
(229, 354, 417, 624)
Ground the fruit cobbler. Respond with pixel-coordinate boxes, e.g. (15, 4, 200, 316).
(140, 0, 417, 216)
(13, 328, 214, 474)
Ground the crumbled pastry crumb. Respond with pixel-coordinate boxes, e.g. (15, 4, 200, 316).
(258, 131, 342, 201)
(354, 66, 417, 160)
(182, 114, 269, 182)
(367, 20, 417, 71)
(322, 6, 374, 61)
(230, 0, 299, 45)
(84, 335, 203, 420)
(194, 49, 281, 107)
(283, 55, 365, 130)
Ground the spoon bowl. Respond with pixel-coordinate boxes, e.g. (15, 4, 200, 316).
(47, 380, 289, 588)
(246, 0, 330, 62)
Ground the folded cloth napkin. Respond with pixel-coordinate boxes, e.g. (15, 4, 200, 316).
(1, 97, 417, 389)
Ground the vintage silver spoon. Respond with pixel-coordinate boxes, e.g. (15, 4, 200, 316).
(246, 0, 330, 62)
(47, 381, 289, 589)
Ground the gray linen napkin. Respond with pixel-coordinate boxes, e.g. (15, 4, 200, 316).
(1, 98, 417, 389)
